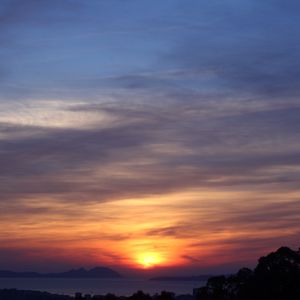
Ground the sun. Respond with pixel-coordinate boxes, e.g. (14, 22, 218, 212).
(137, 252, 162, 268)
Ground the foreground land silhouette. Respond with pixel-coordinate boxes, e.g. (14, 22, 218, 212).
(194, 246, 300, 300)
(0, 246, 299, 300)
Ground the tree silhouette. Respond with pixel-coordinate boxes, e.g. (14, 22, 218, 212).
(195, 246, 300, 300)
(130, 291, 152, 300)
(155, 291, 175, 300)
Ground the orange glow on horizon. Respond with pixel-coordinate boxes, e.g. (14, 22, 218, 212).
(1, 189, 299, 270)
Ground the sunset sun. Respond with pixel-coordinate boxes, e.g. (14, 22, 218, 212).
(137, 252, 163, 268)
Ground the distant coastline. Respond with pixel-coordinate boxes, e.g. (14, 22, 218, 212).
(150, 275, 212, 281)
(0, 267, 121, 279)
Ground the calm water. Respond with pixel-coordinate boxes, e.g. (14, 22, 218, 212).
(0, 278, 206, 296)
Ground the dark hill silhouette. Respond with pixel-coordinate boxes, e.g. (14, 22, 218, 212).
(194, 246, 300, 300)
(0, 267, 122, 278)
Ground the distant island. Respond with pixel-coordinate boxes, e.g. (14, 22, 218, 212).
(0, 267, 122, 278)
(150, 275, 212, 281)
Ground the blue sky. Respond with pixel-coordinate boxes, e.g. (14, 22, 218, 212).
(1, 0, 300, 101)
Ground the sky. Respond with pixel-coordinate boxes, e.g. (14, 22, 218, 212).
(0, 0, 300, 276)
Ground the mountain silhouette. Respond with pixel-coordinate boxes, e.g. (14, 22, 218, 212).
(0, 267, 122, 278)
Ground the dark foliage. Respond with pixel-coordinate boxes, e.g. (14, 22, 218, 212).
(194, 246, 300, 300)
(154, 291, 175, 300)
(130, 291, 152, 300)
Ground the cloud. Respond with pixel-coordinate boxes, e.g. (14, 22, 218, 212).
(182, 255, 201, 263)
(0, 99, 299, 273)
(0, 100, 299, 205)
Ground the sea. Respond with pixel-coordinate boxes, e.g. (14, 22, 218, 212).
(0, 278, 206, 296)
